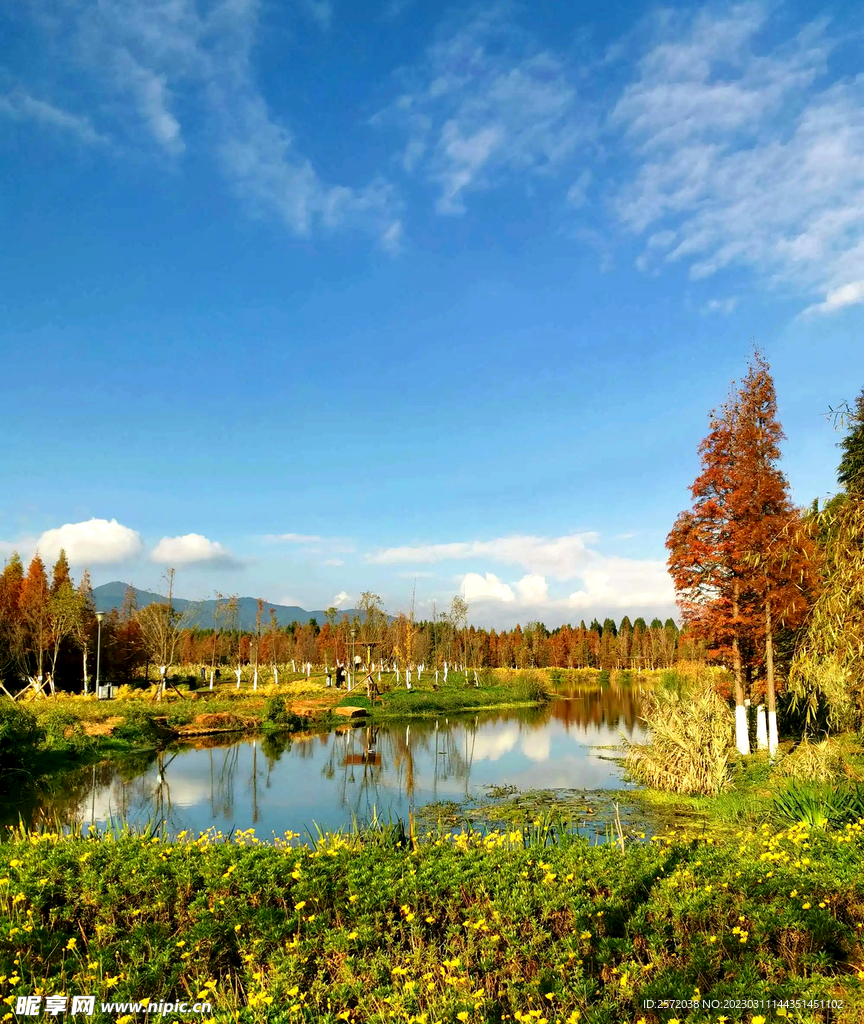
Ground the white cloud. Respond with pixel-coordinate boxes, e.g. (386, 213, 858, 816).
(520, 732, 550, 762)
(613, 5, 864, 313)
(368, 533, 597, 579)
(461, 572, 515, 602)
(151, 533, 237, 566)
(17, 0, 398, 243)
(36, 518, 142, 565)
(265, 533, 323, 543)
(374, 531, 675, 621)
(802, 280, 864, 316)
(378, 4, 586, 213)
(323, 558, 344, 566)
(332, 590, 353, 608)
(0, 89, 105, 145)
(702, 297, 739, 315)
(471, 726, 519, 761)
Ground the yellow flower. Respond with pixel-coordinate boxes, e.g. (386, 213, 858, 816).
(295, 900, 307, 910)
(65, 938, 77, 950)
(457, 1014, 469, 1022)
(752, 1017, 767, 1024)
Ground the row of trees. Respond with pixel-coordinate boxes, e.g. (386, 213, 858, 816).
(667, 350, 864, 752)
(0, 555, 703, 694)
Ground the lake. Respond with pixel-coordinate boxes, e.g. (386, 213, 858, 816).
(8, 684, 649, 839)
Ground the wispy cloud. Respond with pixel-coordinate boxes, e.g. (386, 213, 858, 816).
(702, 296, 739, 315)
(0, 88, 105, 145)
(14, 0, 399, 244)
(612, 4, 864, 314)
(378, 3, 588, 213)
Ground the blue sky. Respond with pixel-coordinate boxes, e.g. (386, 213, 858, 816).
(2, 0, 863, 627)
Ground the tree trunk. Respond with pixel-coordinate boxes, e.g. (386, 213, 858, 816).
(732, 583, 749, 755)
(82, 649, 89, 697)
(765, 594, 778, 756)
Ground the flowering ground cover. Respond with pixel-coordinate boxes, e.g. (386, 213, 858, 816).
(1, 819, 863, 1024)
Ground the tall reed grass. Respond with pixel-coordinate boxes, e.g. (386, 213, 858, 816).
(625, 685, 736, 795)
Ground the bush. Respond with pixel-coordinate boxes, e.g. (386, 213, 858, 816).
(625, 686, 736, 795)
(774, 739, 850, 783)
(514, 670, 551, 704)
(262, 694, 300, 732)
(597, 669, 611, 687)
(0, 701, 43, 786)
(39, 709, 93, 753)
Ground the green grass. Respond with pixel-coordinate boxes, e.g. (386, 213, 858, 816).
(1, 820, 863, 1023)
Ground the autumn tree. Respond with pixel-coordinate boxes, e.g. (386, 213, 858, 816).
(19, 555, 51, 691)
(0, 553, 25, 682)
(733, 356, 814, 752)
(668, 353, 812, 754)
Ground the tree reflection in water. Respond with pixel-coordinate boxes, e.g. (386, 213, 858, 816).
(6, 686, 644, 837)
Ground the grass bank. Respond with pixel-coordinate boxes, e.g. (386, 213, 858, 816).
(1, 821, 863, 1023)
(333, 669, 552, 719)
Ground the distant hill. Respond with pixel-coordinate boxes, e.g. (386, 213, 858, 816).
(92, 582, 363, 631)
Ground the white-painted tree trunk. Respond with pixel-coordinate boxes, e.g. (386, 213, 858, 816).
(435, 669, 439, 685)
(235, 668, 242, 689)
(253, 669, 258, 692)
(756, 705, 768, 750)
(735, 704, 750, 756)
(292, 659, 296, 672)
(768, 710, 779, 757)
(209, 670, 214, 691)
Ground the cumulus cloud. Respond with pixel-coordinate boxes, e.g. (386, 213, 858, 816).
(375, 531, 675, 621)
(332, 591, 353, 608)
(151, 533, 237, 567)
(613, 5, 864, 313)
(368, 533, 597, 579)
(36, 518, 142, 565)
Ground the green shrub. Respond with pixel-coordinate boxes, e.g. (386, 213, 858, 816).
(513, 670, 551, 704)
(597, 669, 611, 687)
(0, 701, 43, 786)
(772, 780, 864, 829)
(262, 694, 300, 732)
(39, 709, 93, 753)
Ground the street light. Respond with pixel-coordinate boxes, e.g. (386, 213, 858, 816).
(95, 611, 104, 697)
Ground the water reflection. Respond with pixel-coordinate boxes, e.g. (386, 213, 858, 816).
(5, 684, 647, 838)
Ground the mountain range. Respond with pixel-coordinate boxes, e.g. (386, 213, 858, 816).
(92, 581, 363, 631)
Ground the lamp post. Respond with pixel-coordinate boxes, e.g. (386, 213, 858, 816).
(350, 627, 356, 691)
(95, 611, 104, 697)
